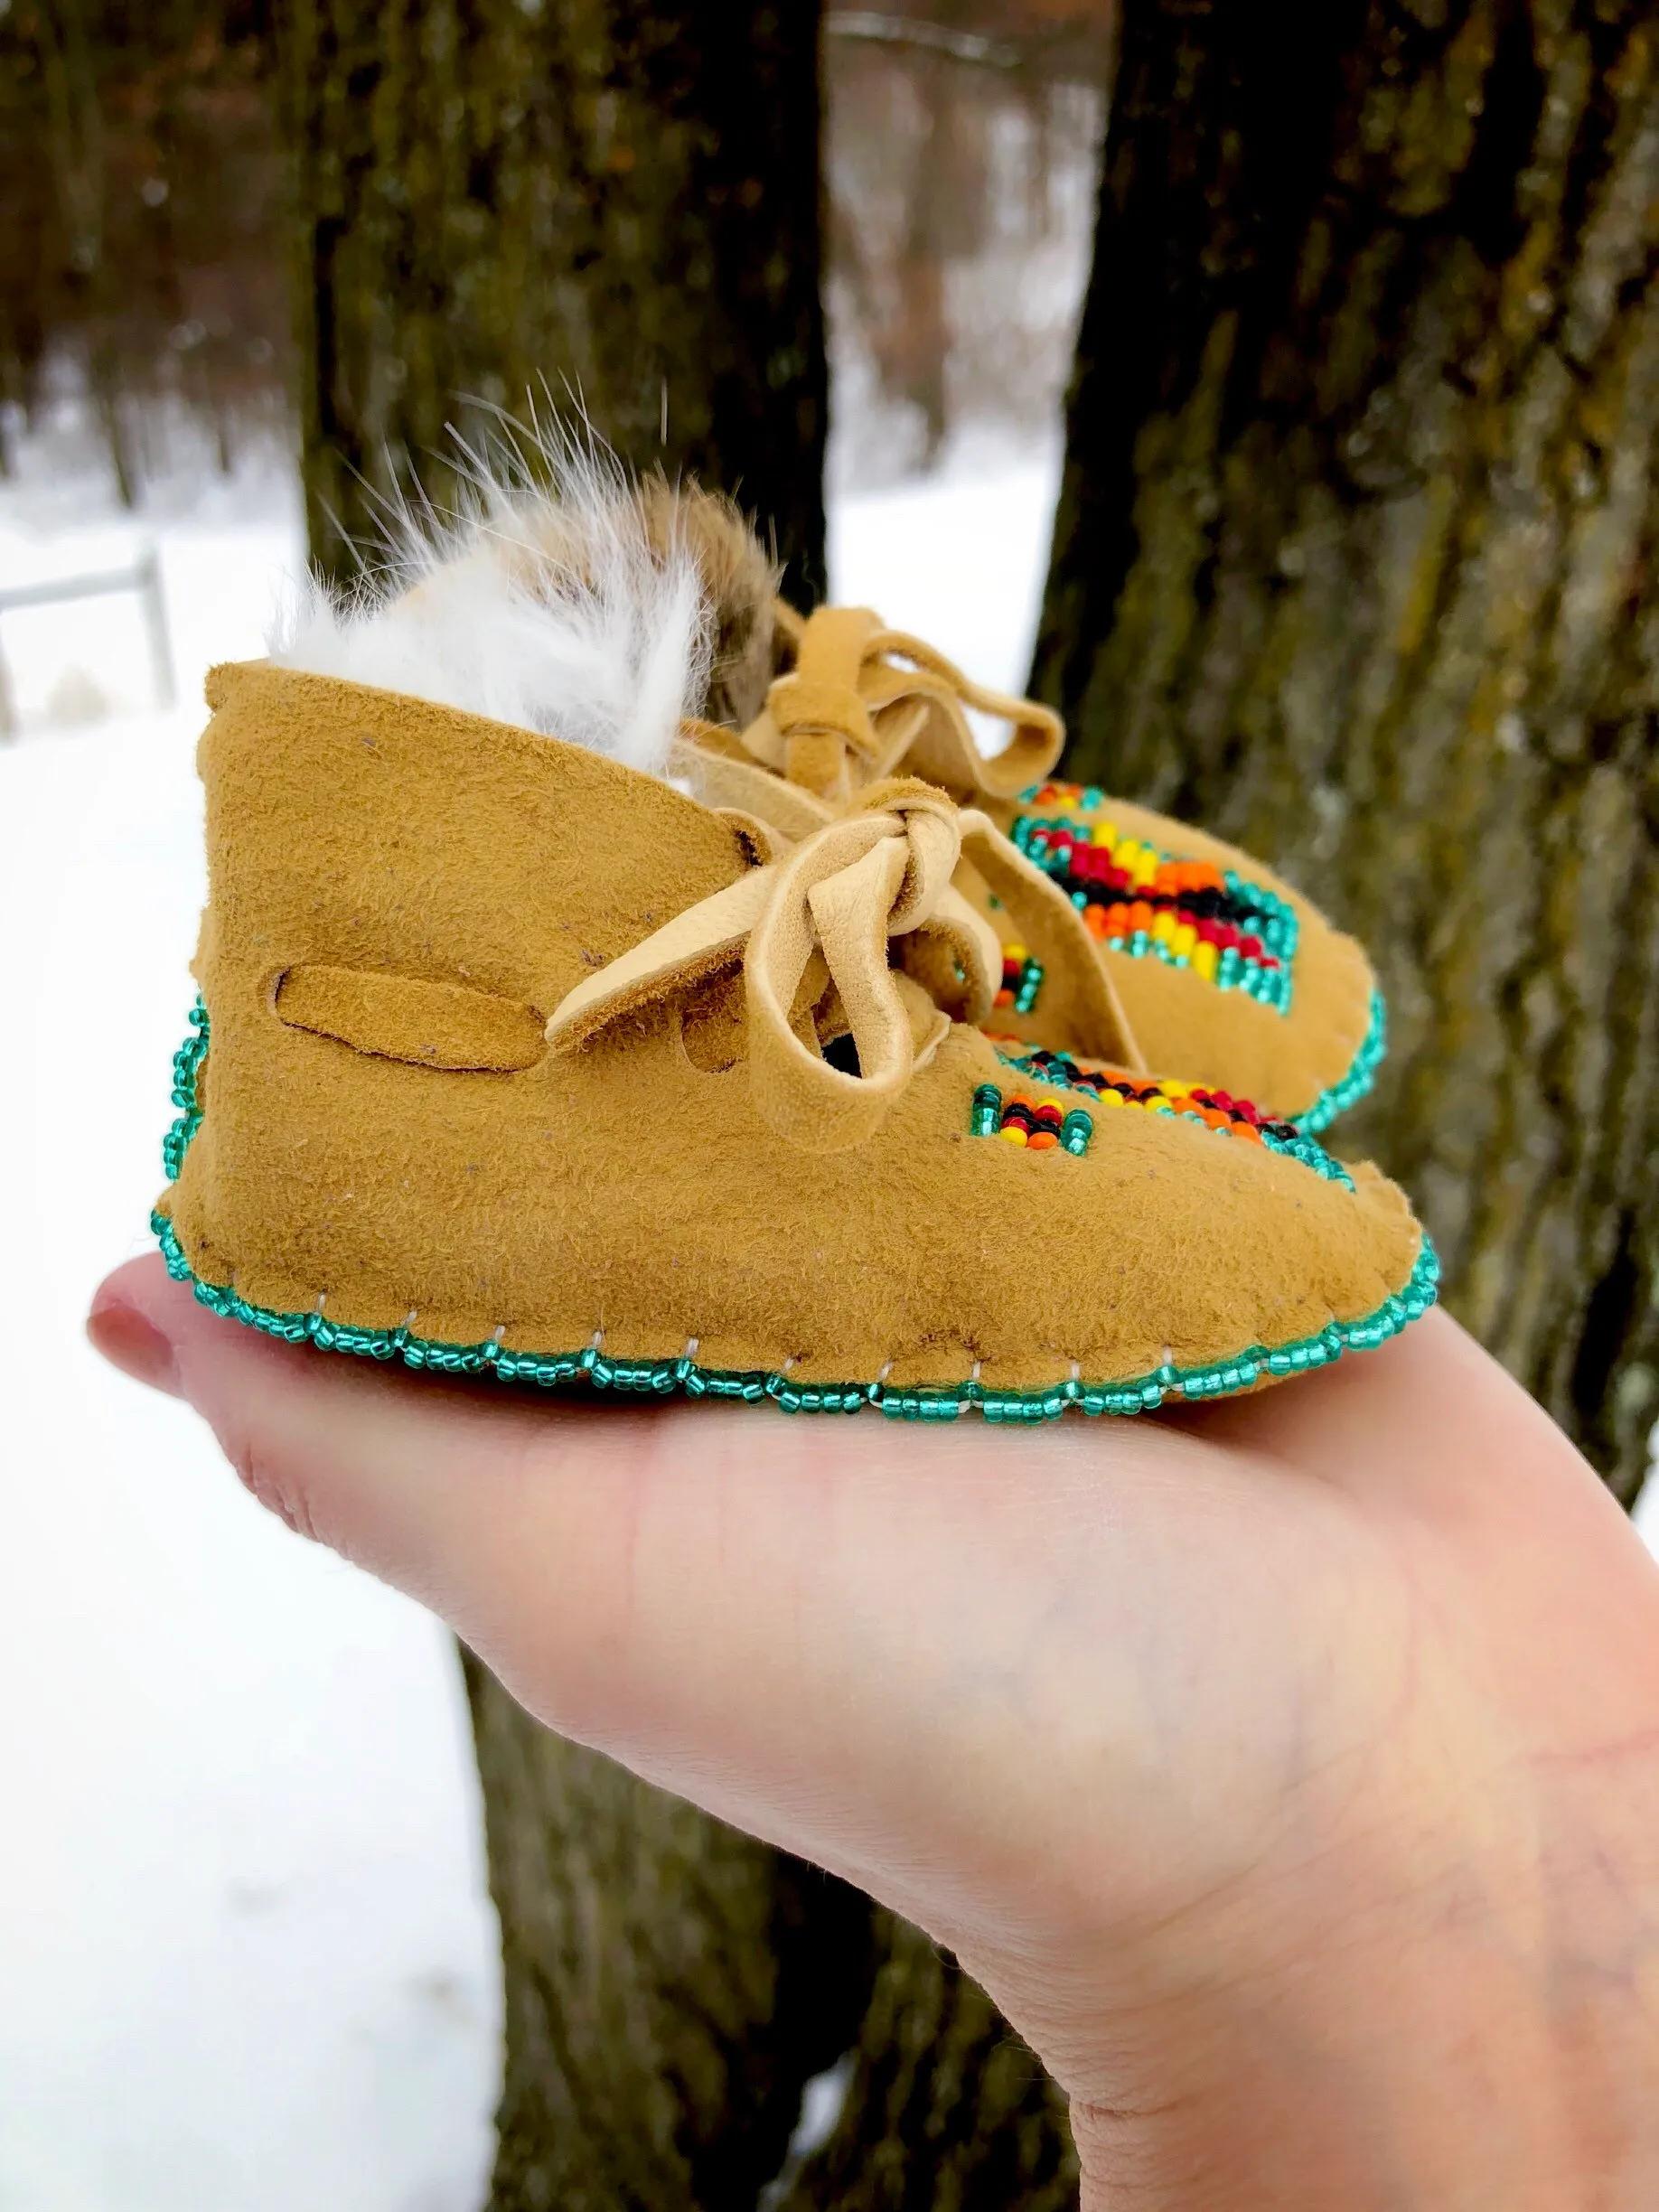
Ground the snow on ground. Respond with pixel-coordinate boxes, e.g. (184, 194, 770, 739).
(0, 451, 504, 2212)
(0, 430, 1063, 2212)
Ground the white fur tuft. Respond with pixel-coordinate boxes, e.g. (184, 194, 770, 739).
(268, 423, 712, 779)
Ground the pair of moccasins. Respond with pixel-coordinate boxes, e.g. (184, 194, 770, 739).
(153, 474, 1435, 1422)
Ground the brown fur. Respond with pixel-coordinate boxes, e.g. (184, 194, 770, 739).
(634, 477, 782, 726)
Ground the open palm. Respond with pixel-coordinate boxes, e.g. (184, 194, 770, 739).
(90, 1260, 1659, 2209)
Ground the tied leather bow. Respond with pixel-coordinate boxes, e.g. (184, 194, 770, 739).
(673, 603, 1066, 829)
(547, 779, 1139, 1155)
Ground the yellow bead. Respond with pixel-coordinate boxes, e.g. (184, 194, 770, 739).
(1002, 942, 1027, 964)
(1157, 1078, 1188, 1098)
(1172, 923, 1197, 958)
(1151, 911, 1176, 943)
(998, 1125, 1028, 1146)
(1193, 942, 1219, 982)
(1090, 820, 1118, 848)
(1098, 1089, 1124, 1107)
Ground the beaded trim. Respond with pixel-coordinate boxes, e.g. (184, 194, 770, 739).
(153, 1000, 1434, 1419)
(152, 1210, 1439, 1422)
(994, 944, 1045, 1016)
(993, 1045, 1354, 1188)
(161, 998, 210, 1180)
(1011, 783, 1298, 1013)
(970, 1083, 1092, 1154)
(1298, 989, 1388, 1136)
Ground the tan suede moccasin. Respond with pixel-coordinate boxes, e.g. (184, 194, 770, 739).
(152, 661, 1435, 1423)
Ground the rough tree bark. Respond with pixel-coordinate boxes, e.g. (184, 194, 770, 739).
(283, 0, 827, 597)
(1034, 0, 1659, 1502)
(773, 1913, 1076, 2212)
(284, 9, 872, 2209)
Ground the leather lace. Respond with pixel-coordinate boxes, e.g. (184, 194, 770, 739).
(677, 602, 1066, 822)
(547, 777, 1136, 1155)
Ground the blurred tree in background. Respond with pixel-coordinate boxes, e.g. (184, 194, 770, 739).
(1, 2, 1104, 502)
(825, 4, 1105, 472)
(280, 0, 829, 593)
(0, 2, 287, 497)
(1035, 0, 1659, 1507)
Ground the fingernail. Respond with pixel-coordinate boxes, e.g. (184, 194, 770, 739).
(88, 1297, 182, 1398)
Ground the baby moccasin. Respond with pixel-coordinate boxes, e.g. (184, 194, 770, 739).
(154, 643, 1435, 1423)
(679, 598, 1385, 1135)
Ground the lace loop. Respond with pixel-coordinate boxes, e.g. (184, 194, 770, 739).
(547, 782, 1018, 1154)
(717, 604, 1065, 809)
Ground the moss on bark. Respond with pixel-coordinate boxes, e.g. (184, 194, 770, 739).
(1036, 0, 1659, 1503)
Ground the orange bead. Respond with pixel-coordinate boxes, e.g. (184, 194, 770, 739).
(1027, 1130, 1058, 1150)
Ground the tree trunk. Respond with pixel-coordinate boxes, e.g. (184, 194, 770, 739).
(791, 4, 1659, 2200)
(282, 9, 866, 2208)
(461, 1653, 873, 2212)
(282, 0, 828, 597)
(772, 1913, 1076, 2212)
(1034, 0, 1659, 1504)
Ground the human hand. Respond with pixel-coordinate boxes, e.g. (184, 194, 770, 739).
(89, 1258, 1659, 2210)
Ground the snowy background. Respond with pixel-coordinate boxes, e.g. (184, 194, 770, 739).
(0, 412, 1068, 2212)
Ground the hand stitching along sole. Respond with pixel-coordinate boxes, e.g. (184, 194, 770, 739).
(153, 1001, 1439, 1425)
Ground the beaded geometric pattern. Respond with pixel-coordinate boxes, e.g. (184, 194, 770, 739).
(152, 999, 1437, 1420)
(970, 1083, 1092, 1154)
(994, 944, 1045, 1016)
(1010, 782, 1298, 1013)
(991, 1043, 1354, 1188)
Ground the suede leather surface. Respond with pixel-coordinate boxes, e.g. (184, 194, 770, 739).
(275, 965, 548, 1072)
(161, 663, 1427, 1398)
(981, 794, 1377, 1121)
